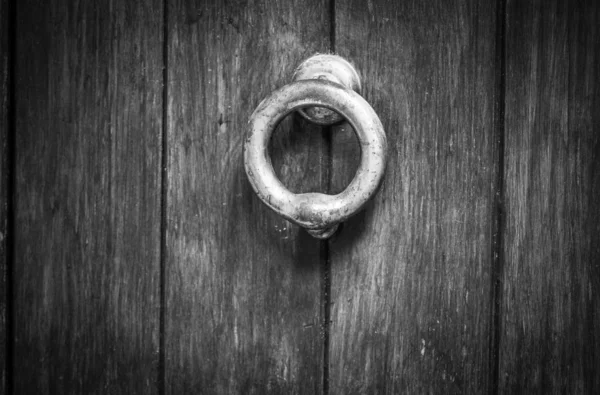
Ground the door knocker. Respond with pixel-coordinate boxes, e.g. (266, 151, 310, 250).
(244, 54, 387, 239)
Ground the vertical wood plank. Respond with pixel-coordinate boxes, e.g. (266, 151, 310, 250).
(14, 1, 163, 393)
(166, 0, 329, 393)
(329, 0, 499, 392)
(0, 0, 9, 390)
(500, 0, 600, 392)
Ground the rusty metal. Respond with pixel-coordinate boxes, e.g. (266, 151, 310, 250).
(244, 54, 387, 239)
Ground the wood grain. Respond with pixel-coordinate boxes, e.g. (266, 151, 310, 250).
(14, 1, 163, 393)
(329, 0, 499, 392)
(0, 0, 9, 391)
(500, 0, 600, 392)
(165, 0, 330, 393)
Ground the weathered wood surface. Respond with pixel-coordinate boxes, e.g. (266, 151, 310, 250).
(1, 0, 9, 391)
(165, 1, 329, 393)
(8, 0, 600, 393)
(14, 1, 163, 393)
(499, 0, 600, 392)
(328, 0, 499, 392)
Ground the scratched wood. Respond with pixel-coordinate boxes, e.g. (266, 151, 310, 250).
(499, 0, 600, 392)
(165, 0, 329, 393)
(14, 1, 163, 393)
(0, 0, 8, 390)
(329, 0, 499, 392)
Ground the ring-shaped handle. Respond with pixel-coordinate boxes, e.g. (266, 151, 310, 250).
(244, 79, 387, 239)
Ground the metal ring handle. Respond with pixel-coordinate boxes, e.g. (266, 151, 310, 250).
(244, 58, 387, 239)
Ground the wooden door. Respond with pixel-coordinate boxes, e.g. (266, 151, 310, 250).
(2, 0, 599, 393)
